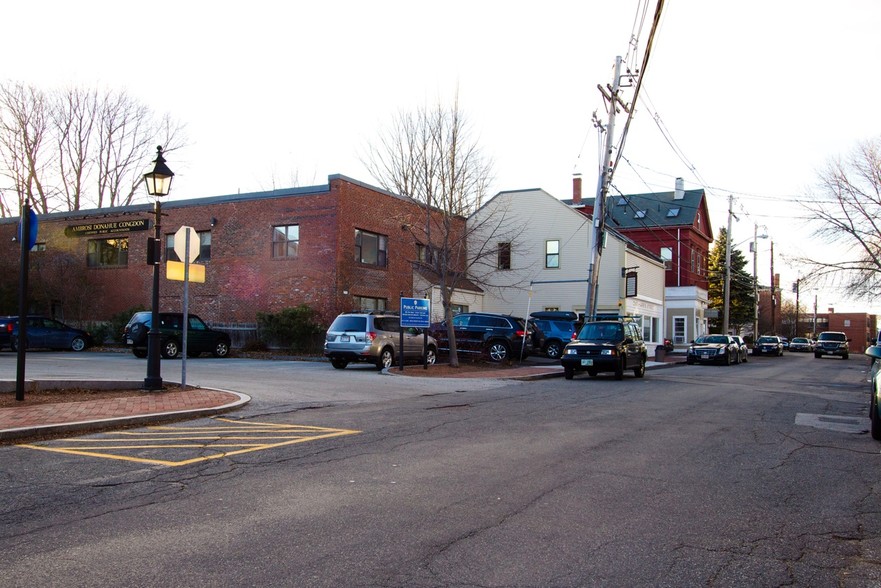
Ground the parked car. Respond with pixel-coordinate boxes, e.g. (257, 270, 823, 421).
(814, 331, 849, 359)
(124, 311, 231, 359)
(731, 335, 749, 363)
(530, 316, 577, 360)
(324, 311, 437, 370)
(429, 312, 535, 363)
(868, 345, 881, 440)
(0, 316, 17, 351)
(10, 316, 93, 352)
(789, 337, 814, 352)
(781, 337, 790, 350)
(753, 335, 784, 356)
(560, 319, 647, 380)
(686, 334, 742, 365)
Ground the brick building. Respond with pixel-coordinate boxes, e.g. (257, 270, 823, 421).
(0, 175, 466, 328)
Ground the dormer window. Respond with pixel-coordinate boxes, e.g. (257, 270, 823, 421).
(617, 197, 628, 206)
(634, 210, 646, 219)
(667, 207, 680, 217)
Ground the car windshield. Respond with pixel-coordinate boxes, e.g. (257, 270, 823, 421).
(578, 323, 622, 341)
(792, 338, 809, 343)
(818, 332, 846, 342)
(328, 316, 367, 332)
(697, 335, 727, 344)
(757, 337, 777, 344)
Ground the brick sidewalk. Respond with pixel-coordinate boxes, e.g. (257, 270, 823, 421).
(0, 389, 241, 431)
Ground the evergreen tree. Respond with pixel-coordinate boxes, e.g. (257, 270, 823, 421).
(708, 228, 756, 333)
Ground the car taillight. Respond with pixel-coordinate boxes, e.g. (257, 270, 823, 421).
(366, 332, 377, 341)
(4, 323, 11, 333)
(515, 330, 526, 337)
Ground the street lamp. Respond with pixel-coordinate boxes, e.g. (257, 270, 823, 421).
(143, 146, 174, 390)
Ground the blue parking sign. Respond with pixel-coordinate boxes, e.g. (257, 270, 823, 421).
(400, 297, 430, 328)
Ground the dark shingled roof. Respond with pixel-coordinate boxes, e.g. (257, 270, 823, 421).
(563, 188, 707, 232)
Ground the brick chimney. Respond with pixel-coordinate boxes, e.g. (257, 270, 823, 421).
(573, 173, 582, 204)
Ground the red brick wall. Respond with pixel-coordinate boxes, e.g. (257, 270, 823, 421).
(0, 176, 464, 327)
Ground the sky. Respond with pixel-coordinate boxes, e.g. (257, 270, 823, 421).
(5, 0, 881, 314)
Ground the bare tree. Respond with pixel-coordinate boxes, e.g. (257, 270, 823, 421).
(0, 82, 53, 216)
(0, 81, 185, 215)
(364, 96, 527, 367)
(798, 137, 881, 300)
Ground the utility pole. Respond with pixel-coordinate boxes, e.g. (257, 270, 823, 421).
(722, 194, 734, 334)
(585, 55, 624, 319)
(752, 223, 759, 339)
(793, 278, 800, 337)
(770, 241, 776, 334)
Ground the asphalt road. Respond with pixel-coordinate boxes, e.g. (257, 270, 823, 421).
(1, 350, 880, 587)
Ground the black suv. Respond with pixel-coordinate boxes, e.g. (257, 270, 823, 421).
(123, 312, 231, 359)
(429, 312, 535, 362)
(814, 331, 850, 359)
(560, 319, 647, 380)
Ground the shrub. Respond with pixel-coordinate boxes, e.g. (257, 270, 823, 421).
(256, 305, 325, 354)
(108, 306, 147, 344)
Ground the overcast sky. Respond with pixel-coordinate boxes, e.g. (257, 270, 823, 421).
(5, 0, 881, 314)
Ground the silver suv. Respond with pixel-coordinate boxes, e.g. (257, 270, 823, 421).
(324, 311, 438, 370)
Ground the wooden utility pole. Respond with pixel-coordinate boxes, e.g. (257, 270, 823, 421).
(585, 56, 624, 318)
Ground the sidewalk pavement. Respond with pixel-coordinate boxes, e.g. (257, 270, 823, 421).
(0, 355, 683, 442)
(0, 383, 249, 442)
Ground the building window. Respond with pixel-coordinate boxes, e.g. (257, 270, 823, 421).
(545, 240, 560, 268)
(634, 210, 646, 219)
(660, 246, 673, 270)
(272, 225, 299, 259)
(87, 238, 128, 267)
(667, 208, 680, 217)
(355, 229, 387, 267)
(166, 231, 211, 263)
(416, 243, 435, 265)
(498, 242, 511, 270)
(354, 296, 386, 311)
(450, 303, 469, 315)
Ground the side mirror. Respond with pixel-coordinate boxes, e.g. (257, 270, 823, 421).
(866, 346, 881, 361)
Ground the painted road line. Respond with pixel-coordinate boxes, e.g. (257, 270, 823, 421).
(17, 418, 361, 467)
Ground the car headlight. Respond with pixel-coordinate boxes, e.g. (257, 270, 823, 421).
(564, 348, 577, 355)
(601, 349, 613, 355)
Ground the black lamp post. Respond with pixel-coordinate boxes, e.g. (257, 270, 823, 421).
(143, 146, 174, 390)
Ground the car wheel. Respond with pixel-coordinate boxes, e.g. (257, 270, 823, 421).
(331, 359, 348, 369)
(213, 340, 230, 358)
(487, 341, 510, 363)
(686, 357, 694, 365)
(742, 353, 748, 363)
(132, 349, 148, 358)
(634, 357, 646, 378)
(564, 367, 574, 380)
(424, 346, 437, 366)
(161, 339, 180, 359)
(614, 358, 624, 380)
(10, 338, 26, 352)
(814, 352, 821, 358)
(843, 353, 849, 360)
(377, 347, 395, 370)
(545, 340, 563, 360)
(872, 394, 881, 441)
(724, 351, 731, 366)
(70, 336, 87, 352)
